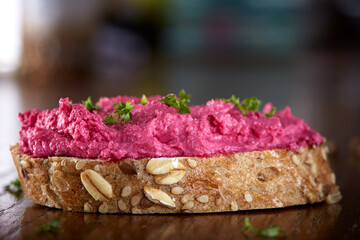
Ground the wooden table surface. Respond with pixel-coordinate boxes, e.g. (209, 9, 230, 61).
(1, 56, 360, 240)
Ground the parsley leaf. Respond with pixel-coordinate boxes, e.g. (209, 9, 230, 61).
(220, 95, 245, 114)
(103, 100, 134, 125)
(179, 89, 191, 104)
(243, 216, 286, 238)
(221, 95, 276, 117)
(158, 94, 191, 114)
(82, 96, 101, 112)
(114, 101, 134, 122)
(242, 97, 261, 112)
(265, 107, 277, 118)
(103, 113, 118, 125)
(140, 94, 148, 105)
(38, 217, 62, 233)
(4, 178, 22, 197)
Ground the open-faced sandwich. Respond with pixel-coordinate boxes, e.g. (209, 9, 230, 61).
(11, 91, 341, 214)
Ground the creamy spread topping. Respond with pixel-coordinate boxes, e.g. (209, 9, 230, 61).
(18, 96, 322, 160)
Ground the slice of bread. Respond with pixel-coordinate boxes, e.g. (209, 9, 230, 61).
(11, 143, 341, 214)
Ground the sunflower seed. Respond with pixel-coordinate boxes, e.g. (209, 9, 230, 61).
(180, 194, 190, 204)
(131, 193, 143, 206)
(143, 186, 176, 208)
(196, 195, 209, 203)
(76, 160, 86, 170)
(80, 169, 113, 201)
(182, 201, 194, 210)
(118, 199, 127, 211)
(146, 158, 185, 175)
(171, 186, 184, 195)
(121, 186, 132, 197)
(186, 158, 197, 168)
(84, 202, 95, 212)
(154, 170, 186, 185)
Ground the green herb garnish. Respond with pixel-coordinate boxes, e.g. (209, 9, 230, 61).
(242, 97, 261, 112)
(103, 113, 118, 125)
(103, 100, 134, 125)
(159, 94, 191, 114)
(82, 96, 101, 112)
(5, 178, 22, 197)
(220, 95, 259, 115)
(38, 217, 62, 233)
(265, 107, 277, 118)
(179, 89, 191, 104)
(113, 101, 134, 122)
(158, 90, 191, 114)
(221, 95, 276, 117)
(243, 216, 286, 238)
(221, 95, 242, 111)
(140, 94, 148, 105)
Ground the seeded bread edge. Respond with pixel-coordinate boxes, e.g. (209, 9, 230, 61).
(10, 143, 341, 214)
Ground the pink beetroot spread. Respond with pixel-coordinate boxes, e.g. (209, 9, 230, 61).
(18, 96, 323, 160)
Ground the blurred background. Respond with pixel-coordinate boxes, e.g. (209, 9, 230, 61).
(0, 0, 359, 175)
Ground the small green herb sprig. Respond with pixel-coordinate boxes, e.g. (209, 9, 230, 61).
(82, 97, 101, 112)
(4, 178, 22, 198)
(264, 107, 276, 118)
(103, 100, 134, 125)
(179, 89, 191, 104)
(38, 217, 62, 233)
(243, 216, 287, 238)
(221, 95, 276, 117)
(140, 94, 148, 105)
(158, 89, 191, 114)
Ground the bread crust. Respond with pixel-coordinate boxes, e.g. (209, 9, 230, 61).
(11, 143, 341, 214)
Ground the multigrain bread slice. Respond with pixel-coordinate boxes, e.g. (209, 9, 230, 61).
(11, 143, 341, 214)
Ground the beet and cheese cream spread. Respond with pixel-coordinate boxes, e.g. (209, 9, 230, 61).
(18, 93, 322, 161)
